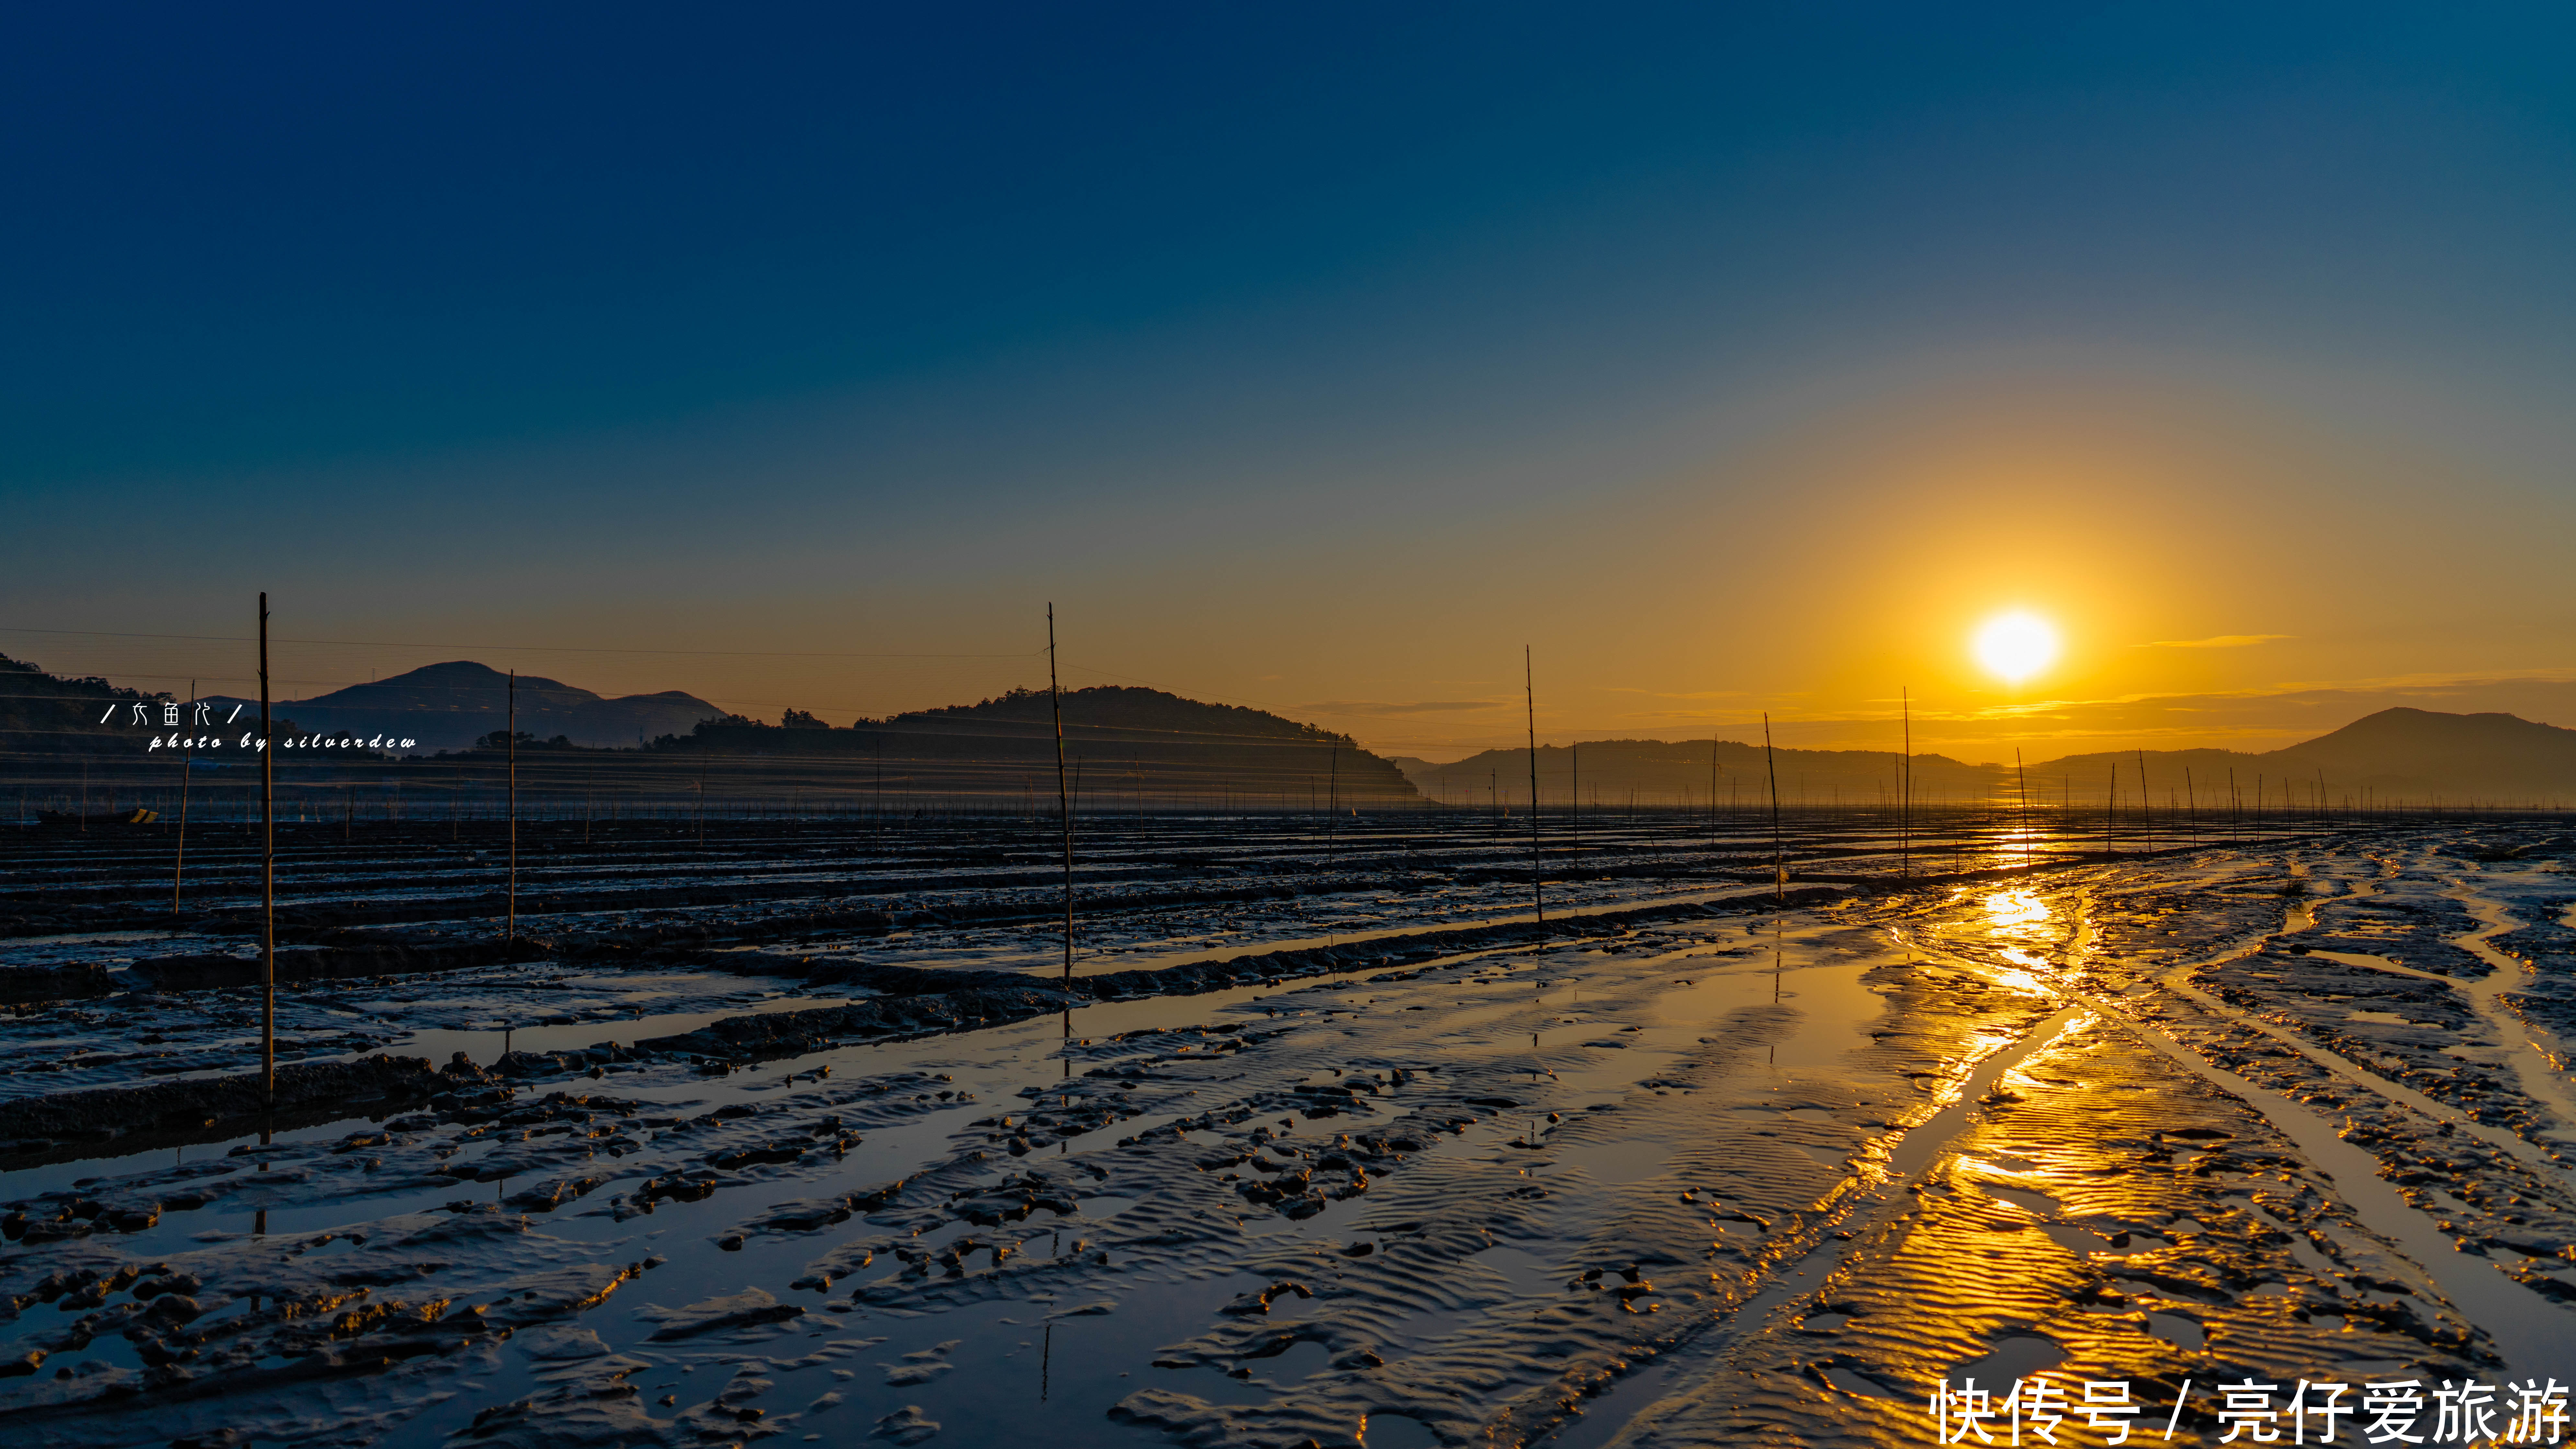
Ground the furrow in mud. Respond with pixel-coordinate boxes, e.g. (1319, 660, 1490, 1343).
(4, 818, 2570, 1449)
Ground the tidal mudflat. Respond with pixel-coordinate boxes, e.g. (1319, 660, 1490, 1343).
(2, 816, 2570, 1447)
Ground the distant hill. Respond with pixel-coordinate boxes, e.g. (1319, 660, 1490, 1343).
(1405, 708, 2576, 812)
(0, 651, 318, 761)
(1401, 737, 1995, 811)
(658, 685, 1421, 807)
(205, 661, 722, 752)
(2045, 708, 2576, 808)
(15, 645, 2565, 811)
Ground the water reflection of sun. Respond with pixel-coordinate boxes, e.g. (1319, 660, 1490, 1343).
(1983, 889, 2052, 933)
(1981, 889, 2057, 984)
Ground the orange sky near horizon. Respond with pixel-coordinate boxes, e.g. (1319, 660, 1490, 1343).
(14, 14, 2576, 773)
(16, 358, 2573, 768)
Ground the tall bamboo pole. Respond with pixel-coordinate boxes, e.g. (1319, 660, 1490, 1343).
(1900, 689, 1911, 880)
(2015, 747, 2030, 866)
(1325, 739, 1339, 872)
(1708, 735, 1719, 853)
(1764, 713, 1784, 902)
(259, 597, 275, 1108)
(506, 670, 517, 941)
(1525, 646, 1542, 925)
(173, 679, 194, 914)
(2136, 749, 2152, 853)
(1050, 605, 1073, 990)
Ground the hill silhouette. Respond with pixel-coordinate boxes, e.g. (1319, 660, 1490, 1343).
(0, 651, 313, 760)
(1401, 737, 1996, 812)
(11, 646, 2567, 812)
(202, 661, 721, 752)
(655, 685, 1420, 808)
(1400, 708, 2576, 811)
(2044, 708, 2576, 807)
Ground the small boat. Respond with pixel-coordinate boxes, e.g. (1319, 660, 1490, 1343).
(35, 808, 159, 826)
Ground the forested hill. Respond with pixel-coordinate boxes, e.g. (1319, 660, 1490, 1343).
(655, 685, 1421, 807)
(0, 652, 311, 761)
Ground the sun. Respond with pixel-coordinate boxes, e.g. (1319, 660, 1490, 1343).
(1972, 611, 2059, 683)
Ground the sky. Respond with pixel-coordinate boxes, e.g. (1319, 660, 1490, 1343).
(6, 2, 2573, 763)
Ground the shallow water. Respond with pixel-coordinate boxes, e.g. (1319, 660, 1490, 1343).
(5, 820, 2572, 1448)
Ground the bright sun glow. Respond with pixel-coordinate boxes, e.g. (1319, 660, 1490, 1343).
(1972, 611, 2059, 682)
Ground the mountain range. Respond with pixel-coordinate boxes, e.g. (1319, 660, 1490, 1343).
(12, 648, 2571, 808)
(204, 661, 723, 752)
(2039, 708, 2576, 806)
(1396, 707, 2576, 810)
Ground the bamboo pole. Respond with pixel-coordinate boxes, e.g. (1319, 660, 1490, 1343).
(506, 670, 517, 941)
(1708, 734, 1719, 853)
(1764, 713, 1784, 902)
(1050, 605, 1073, 990)
(259, 595, 275, 1109)
(1325, 739, 1339, 872)
(1525, 646, 1543, 926)
(173, 679, 194, 914)
(1900, 689, 1911, 880)
(2136, 750, 2152, 853)
(2015, 746, 2030, 866)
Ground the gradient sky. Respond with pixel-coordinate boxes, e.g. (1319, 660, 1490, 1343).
(7, 3, 2574, 762)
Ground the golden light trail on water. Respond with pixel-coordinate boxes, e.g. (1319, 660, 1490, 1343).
(1968, 887, 2060, 983)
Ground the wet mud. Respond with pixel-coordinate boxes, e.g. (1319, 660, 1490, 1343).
(3, 815, 2571, 1447)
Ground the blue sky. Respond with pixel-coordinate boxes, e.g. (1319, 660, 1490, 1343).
(7, 3, 2574, 757)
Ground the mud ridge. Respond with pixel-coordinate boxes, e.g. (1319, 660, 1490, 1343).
(0, 1053, 470, 1158)
(632, 887, 1859, 1070)
(0, 966, 111, 1004)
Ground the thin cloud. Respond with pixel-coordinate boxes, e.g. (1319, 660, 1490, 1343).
(2260, 667, 2576, 693)
(1993, 668, 2576, 713)
(1603, 687, 1753, 700)
(1301, 699, 1503, 716)
(2138, 634, 2292, 649)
